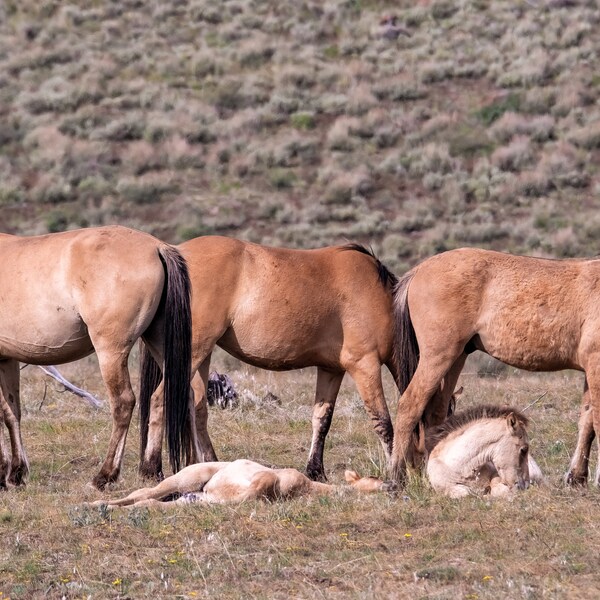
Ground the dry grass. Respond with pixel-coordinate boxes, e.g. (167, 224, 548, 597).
(2, 354, 600, 599)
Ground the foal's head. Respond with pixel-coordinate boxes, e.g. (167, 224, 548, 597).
(491, 409, 530, 491)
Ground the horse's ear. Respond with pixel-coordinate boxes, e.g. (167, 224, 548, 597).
(454, 386, 464, 398)
(345, 470, 360, 484)
(506, 412, 518, 431)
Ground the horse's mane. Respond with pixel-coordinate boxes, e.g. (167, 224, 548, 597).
(340, 243, 398, 288)
(427, 405, 528, 450)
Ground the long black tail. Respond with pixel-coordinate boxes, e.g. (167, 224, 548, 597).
(145, 245, 192, 474)
(392, 270, 419, 396)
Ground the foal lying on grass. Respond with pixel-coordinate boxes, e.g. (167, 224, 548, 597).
(424, 404, 542, 498)
(88, 459, 393, 508)
(90, 405, 540, 507)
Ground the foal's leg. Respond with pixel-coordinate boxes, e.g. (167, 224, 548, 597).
(391, 348, 462, 482)
(347, 356, 394, 463)
(306, 368, 344, 481)
(92, 349, 136, 490)
(0, 359, 28, 485)
(192, 356, 218, 462)
(565, 378, 594, 486)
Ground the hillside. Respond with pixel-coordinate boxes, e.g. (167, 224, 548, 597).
(0, 0, 598, 271)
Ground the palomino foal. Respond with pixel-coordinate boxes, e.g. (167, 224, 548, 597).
(425, 405, 533, 498)
(88, 459, 391, 508)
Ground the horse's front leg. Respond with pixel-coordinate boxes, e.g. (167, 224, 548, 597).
(139, 379, 165, 480)
(391, 350, 460, 483)
(306, 368, 344, 481)
(565, 379, 593, 487)
(192, 356, 218, 463)
(0, 359, 29, 486)
(92, 351, 136, 490)
(347, 357, 394, 468)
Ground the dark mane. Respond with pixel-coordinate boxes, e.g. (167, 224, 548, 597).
(340, 243, 398, 288)
(426, 405, 528, 451)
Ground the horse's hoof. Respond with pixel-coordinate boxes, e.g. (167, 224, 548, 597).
(380, 480, 399, 494)
(92, 470, 119, 491)
(305, 466, 327, 483)
(139, 466, 164, 482)
(8, 465, 28, 487)
(564, 471, 587, 487)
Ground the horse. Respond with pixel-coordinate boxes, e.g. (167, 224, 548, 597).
(139, 236, 401, 482)
(390, 247, 600, 485)
(0, 226, 193, 490)
(86, 458, 393, 508)
(424, 404, 535, 498)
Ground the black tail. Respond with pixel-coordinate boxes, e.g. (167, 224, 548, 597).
(145, 246, 192, 474)
(392, 270, 419, 395)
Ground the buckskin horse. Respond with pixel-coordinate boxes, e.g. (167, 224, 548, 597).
(391, 247, 600, 485)
(139, 237, 402, 482)
(0, 226, 193, 489)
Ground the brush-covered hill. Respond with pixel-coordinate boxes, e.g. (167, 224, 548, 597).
(0, 0, 598, 270)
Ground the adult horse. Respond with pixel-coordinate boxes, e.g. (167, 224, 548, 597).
(139, 237, 401, 481)
(0, 226, 193, 490)
(390, 247, 600, 485)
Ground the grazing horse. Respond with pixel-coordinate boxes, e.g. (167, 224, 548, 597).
(390, 247, 600, 485)
(87, 459, 392, 508)
(424, 405, 534, 498)
(0, 226, 193, 490)
(139, 236, 400, 481)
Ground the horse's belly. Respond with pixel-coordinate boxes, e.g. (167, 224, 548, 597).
(477, 323, 580, 371)
(0, 316, 93, 364)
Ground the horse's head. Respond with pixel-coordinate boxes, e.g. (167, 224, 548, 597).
(492, 411, 530, 492)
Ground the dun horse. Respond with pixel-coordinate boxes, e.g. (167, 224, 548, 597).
(391, 247, 600, 485)
(87, 459, 392, 508)
(139, 236, 400, 481)
(0, 226, 193, 489)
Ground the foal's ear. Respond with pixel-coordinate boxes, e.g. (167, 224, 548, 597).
(453, 386, 464, 398)
(506, 412, 518, 431)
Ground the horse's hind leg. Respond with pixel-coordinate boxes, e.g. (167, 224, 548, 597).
(92, 349, 136, 490)
(306, 368, 344, 481)
(347, 357, 394, 463)
(0, 392, 10, 489)
(192, 357, 218, 462)
(0, 359, 28, 486)
(565, 378, 594, 486)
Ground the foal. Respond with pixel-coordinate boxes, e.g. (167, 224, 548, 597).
(88, 459, 391, 508)
(425, 405, 533, 498)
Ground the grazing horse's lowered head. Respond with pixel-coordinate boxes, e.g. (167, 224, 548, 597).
(425, 405, 532, 498)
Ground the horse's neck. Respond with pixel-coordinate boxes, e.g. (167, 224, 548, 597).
(434, 420, 503, 479)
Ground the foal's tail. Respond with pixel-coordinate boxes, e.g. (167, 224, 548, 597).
(140, 246, 192, 474)
(392, 270, 419, 395)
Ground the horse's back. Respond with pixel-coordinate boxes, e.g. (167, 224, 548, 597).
(181, 236, 395, 369)
(0, 226, 165, 363)
(409, 248, 598, 370)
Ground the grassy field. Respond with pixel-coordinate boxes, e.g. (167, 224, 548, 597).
(1, 354, 600, 599)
